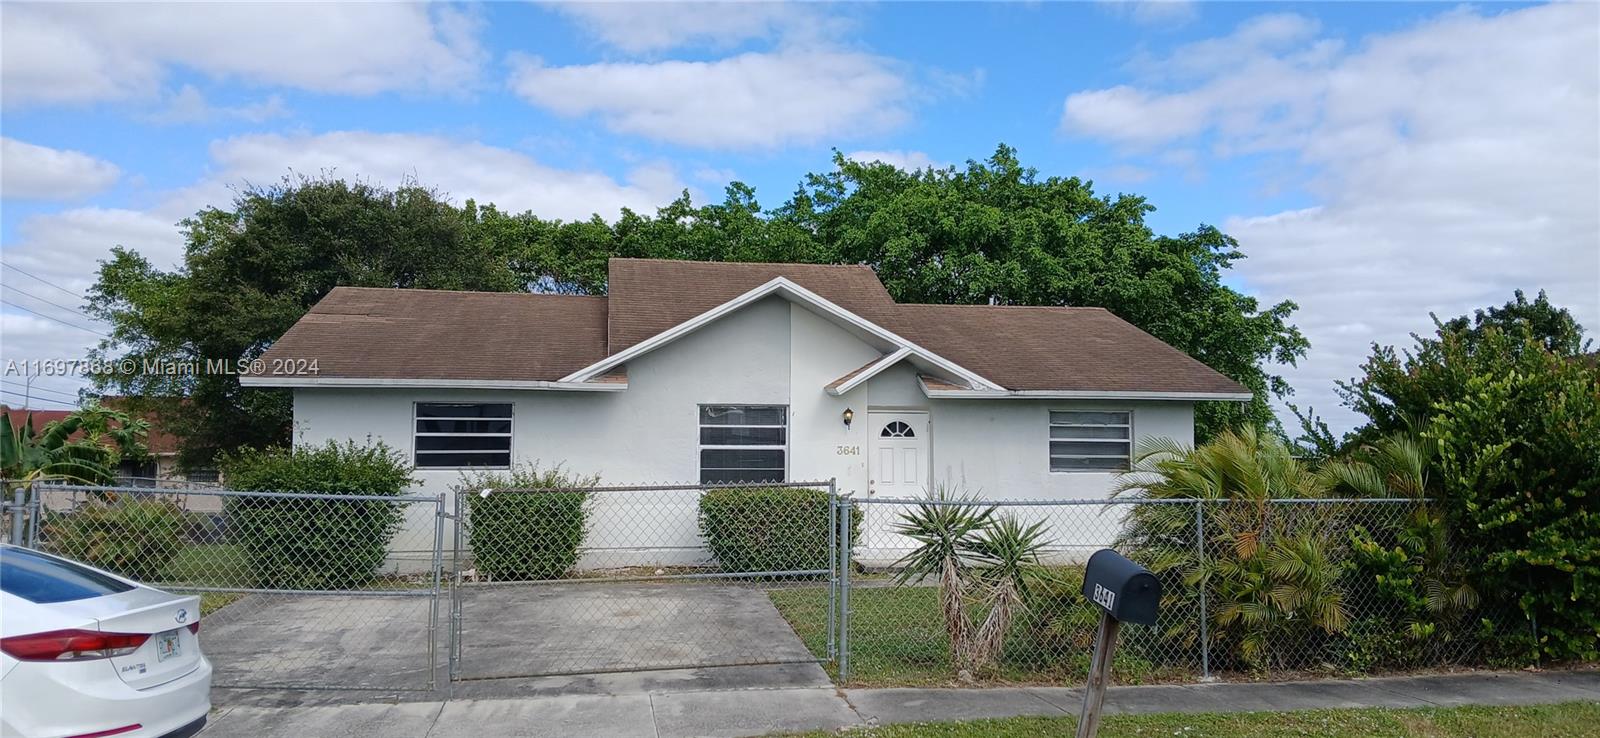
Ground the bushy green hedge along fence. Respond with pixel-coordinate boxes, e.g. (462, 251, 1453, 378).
(698, 485, 859, 575)
(218, 441, 414, 590)
(44, 497, 186, 582)
(453, 464, 597, 581)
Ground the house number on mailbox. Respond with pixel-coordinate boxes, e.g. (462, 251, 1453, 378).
(836, 445, 860, 456)
(1092, 583, 1116, 611)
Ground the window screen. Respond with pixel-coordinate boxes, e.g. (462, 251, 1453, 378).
(414, 402, 512, 468)
(699, 405, 786, 484)
(1049, 410, 1131, 472)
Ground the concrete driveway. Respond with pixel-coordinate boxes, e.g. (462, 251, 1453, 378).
(203, 581, 831, 707)
(454, 581, 820, 681)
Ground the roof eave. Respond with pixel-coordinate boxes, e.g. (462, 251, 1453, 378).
(918, 377, 1252, 402)
(239, 376, 627, 392)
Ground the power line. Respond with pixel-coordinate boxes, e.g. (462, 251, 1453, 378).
(0, 264, 84, 301)
(0, 389, 78, 409)
(2, 284, 97, 322)
(0, 381, 82, 401)
(0, 299, 110, 338)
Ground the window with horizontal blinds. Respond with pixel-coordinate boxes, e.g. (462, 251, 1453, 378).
(414, 402, 512, 468)
(1049, 410, 1131, 472)
(699, 405, 786, 484)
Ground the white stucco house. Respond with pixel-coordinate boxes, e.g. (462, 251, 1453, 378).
(242, 258, 1249, 567)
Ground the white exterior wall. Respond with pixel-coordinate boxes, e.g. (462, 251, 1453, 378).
(291, 296, 1198, 569)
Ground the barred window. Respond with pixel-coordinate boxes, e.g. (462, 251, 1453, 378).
(1049, 410, 1131, 472)
(699, 405, 786, 484)
(414, 403, 512, 468)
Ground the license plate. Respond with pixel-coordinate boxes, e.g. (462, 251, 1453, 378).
(155, 629, 182, 662)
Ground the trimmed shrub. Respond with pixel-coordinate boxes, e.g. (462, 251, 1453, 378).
(456, 464, 596, 581)
(698, 486, 858, 574)
(44, 497, 185, 581)
(219, 441, 413, 589)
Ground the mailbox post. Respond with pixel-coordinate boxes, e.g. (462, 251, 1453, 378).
(1076, 549, 1162, 738)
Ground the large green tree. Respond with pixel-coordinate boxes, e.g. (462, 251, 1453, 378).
(1331, 292, 1598, 662)
(772, 147, 1307, 436)
(87, 176, 520, 466)
(89, 146, 1306, 463)
(1337, 289, 1591, 443)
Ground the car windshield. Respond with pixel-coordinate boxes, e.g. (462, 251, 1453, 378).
(0, 546, 136, 603)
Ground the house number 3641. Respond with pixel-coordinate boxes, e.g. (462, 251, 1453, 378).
(835, 445, 860, 456)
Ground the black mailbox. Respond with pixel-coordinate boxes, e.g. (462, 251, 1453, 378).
(1081, 549, 1161, 626)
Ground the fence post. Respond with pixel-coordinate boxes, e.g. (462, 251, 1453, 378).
(827, 478, 838, 661)
(1194, 498, 1211, 680)
(838, 495, 853, 684)
(428, 493, 445, 691)
(449, 490, 464, 686)
(27, 481, 41, 547)
(9, 486, 24, 545)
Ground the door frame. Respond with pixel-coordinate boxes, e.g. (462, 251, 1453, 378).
(866, 409, 931, 497)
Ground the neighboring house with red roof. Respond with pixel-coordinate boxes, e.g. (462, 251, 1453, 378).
(0, 404, 216, 488)
(242, 258, 1249, 564)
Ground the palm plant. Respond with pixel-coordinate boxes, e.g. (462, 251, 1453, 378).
(1113, 427, 1349, 669)
(964, 515, 1050, 671)
(890, 485, 994, 669)
(1327, 433, 1479, 663)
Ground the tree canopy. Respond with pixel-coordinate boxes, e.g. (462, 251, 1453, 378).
(86, 145, 1308, 465)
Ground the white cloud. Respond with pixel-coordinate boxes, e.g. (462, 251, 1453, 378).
(509, 50, 910, 149)
(1, 137, 122, 199)
(199, 132, 686, 222)
(1062, 14, 1336, 150)
(3, 131, 687, 290)
(0, 3, 483, 107)
(845, 150, 942, 171)
(1063, 4, 1600, 433)
(1, 131, 691, 399)
(140, 85, 290, 125)
(544, 2, 845, 54)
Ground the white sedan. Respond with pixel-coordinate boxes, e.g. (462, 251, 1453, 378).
(0, 545, 212, 738)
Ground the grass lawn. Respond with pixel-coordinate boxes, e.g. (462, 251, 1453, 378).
(768, 585, 1185, 687)
(199, 592, 244, 615)
(159, 543, 252, 587)
(773, 702, 1600, 737)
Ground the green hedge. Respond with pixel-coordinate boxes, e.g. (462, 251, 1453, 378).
(219, 441, 413, 589)
(44, 498, 185, 582)
(698, 486, 857, 574)
(456, 464, 595, 581)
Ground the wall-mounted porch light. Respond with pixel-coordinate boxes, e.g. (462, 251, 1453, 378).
(842, 407, 855, 429)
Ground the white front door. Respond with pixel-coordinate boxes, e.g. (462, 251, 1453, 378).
(863, 411, 931, 565)
(869, 411, 929, 497)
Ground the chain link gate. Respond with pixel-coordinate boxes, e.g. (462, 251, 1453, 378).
(24, 483, 447, 692)
(447, 480, 842, 683)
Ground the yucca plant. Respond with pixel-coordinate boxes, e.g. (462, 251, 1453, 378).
(964, 515, 1050, 671)
(890, 486, 994, 670)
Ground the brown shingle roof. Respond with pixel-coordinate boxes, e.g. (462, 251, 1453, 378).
(880, 305, 1248, 395)
(254, 287, 608, 382)
(607, 258, 894, 352)
(252, 260, 1248, 395)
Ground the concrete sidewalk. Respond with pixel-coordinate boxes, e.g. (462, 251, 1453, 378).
(199, 670, 1600, 738)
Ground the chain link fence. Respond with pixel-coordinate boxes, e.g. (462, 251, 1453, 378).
(834, 495, 1522, 686)
(24, 483, 445, 691)
(450, 480, 840, 681)
(2, 480, 1534, 692)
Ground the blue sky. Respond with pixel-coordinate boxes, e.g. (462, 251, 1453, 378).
(2, 1, 1597, 433)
